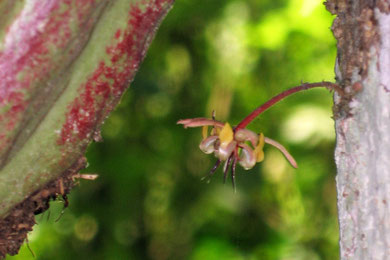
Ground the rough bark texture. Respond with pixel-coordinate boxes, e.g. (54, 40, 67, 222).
(326, 0, 390, 259)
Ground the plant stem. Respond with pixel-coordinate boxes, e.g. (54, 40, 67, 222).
(235, 81, 341, 130)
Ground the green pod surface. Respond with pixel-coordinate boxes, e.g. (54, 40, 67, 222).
(0, 0, 174, 218)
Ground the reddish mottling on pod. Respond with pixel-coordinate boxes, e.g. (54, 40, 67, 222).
(59, 0, 174, 146)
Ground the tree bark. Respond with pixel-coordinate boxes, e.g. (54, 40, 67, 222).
(326, 0, 390, 259)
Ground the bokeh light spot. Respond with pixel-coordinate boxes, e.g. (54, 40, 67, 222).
(74, 215, 98, 241)
(255, 13, 288, 49)
(262, 149, 291, 183)
(145, 93, 172, 118)
(206, 1, 257, 77)
(164, 45, 192, 93)
(281, 105, 335, 145)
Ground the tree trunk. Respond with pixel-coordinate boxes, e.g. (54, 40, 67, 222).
(326, 0, 390, 259)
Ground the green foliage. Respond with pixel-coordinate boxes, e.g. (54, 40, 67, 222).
(9, 0, 339, 259)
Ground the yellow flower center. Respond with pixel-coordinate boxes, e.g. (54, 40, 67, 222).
(202, 126, 208, 139)
(219, 123, 233, 148)
(254, 133, 265, 162)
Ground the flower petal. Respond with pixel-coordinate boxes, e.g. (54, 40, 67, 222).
(202, 125, 208, 139)
(216, 141, 236, 161)
(264, 137, 298, 168)
(238, 144, 256, 170)
(199, 135, 218, 154)
(234, 128, 258, 147)
(177, 118, 224, 128)
(219, 122, 233, 148)
(254, 133, 265, 162)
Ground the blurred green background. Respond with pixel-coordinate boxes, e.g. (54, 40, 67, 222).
(9, 0, 339, 259)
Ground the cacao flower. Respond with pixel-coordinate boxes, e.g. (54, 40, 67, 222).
(177, 117, 297, 188)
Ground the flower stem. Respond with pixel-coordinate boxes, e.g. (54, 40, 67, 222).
(235, 81, 341, 130)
